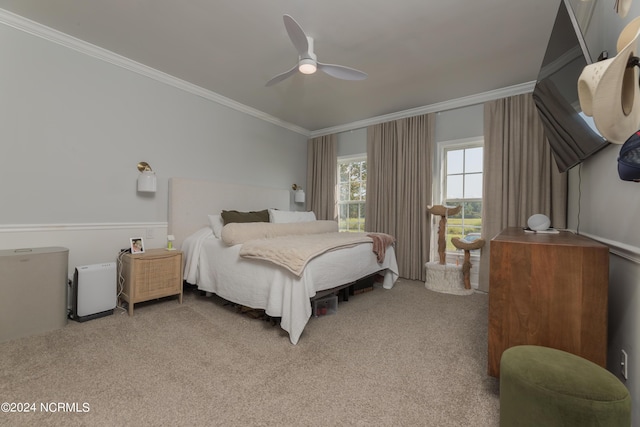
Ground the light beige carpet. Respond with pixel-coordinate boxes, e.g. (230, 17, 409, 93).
(0, 279, 499, 426)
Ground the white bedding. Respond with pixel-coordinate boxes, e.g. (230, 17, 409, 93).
(182, 227, 399, 344)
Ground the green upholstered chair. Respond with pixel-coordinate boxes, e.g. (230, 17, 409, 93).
(500, 345, 631, 427)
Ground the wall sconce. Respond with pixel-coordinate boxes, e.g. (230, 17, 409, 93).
(292, 184, 305, 204)
(137, 162, 157, 193)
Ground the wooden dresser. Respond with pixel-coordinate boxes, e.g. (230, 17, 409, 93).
(487, 227, 609, 377)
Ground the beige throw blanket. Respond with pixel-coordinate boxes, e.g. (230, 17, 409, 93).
(239, 232, 373, 276)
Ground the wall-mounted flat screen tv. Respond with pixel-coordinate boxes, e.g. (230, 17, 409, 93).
(532, 0, 608, 173)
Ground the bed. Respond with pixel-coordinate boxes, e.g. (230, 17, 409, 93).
(168, 177, 399, 344)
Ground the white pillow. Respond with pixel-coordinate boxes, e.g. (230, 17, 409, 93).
(268, 209, 317, 223)
(208, 214, 224, 238)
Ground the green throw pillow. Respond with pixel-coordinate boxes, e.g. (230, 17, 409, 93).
(221, 209, 270, 225)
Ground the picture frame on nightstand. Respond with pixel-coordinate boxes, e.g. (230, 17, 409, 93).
(130, 237, 145, 254)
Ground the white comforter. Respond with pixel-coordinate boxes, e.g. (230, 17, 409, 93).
(182, 227, 399, 344)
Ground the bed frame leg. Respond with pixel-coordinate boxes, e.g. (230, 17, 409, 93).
(341, 287, 350, 302)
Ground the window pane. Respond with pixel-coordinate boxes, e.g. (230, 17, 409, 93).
(447, 150, 464, 174)
(465, 201, 482, 219)
(339, 183, 349, 201)
(465, 147, 483, 173)
(348, 203, 358, 218)
(351, 182, 361, 201)
(352, 162, 362, 180)
(464, 173, 483, 198)
(446, 175, 463, 199)
(447, 221, 463, 250)
(339, 163, 349, 183)
(338, 204, 348, 231)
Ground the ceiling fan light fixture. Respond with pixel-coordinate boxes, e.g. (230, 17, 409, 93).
(298, 58, 317, 74)
(266, 15, 366, 86)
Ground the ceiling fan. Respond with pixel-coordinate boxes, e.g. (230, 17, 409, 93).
(265, 15, 368, 87)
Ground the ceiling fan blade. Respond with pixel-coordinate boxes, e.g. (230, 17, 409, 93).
(283, 15, 310, 57)
(265, 64, 299, 87)
(317, 63, 368, 81)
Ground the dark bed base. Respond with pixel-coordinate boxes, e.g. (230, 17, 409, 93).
(311, 273, 378, 302)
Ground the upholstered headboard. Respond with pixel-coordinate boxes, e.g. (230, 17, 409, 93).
(168, 177, 290, 249)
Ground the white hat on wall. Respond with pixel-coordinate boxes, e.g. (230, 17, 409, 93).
(578, 16, 640, 143)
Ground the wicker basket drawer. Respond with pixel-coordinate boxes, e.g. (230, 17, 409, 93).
(119, 249, 183, 315)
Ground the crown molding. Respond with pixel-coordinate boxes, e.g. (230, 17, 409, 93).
(309, 81, 536, 138)
(0, 8, 310, 137)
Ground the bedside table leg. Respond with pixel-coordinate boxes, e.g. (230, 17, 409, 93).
(128, 302, 134, 316)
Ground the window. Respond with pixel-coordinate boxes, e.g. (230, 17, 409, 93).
(441, 144, 483, 252)
(337, 156, 366, 232)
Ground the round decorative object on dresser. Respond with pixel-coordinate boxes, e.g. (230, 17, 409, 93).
(527, 214, 551, 231)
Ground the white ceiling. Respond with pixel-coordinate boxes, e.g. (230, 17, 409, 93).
(0, 0, 562, 134)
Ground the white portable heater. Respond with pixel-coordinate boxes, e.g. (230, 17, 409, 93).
(69, 262, 117, 322)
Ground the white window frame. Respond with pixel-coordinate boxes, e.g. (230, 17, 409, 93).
(337, 155, 367, 232)
(432, 137, 484, 266)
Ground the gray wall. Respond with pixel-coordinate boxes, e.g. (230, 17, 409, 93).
(0, 22, 307, 226)
(337, 128, 367, 158)
(434, 105, 484, 142)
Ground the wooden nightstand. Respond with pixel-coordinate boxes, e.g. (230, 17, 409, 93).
(118, 248, 183, 316)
